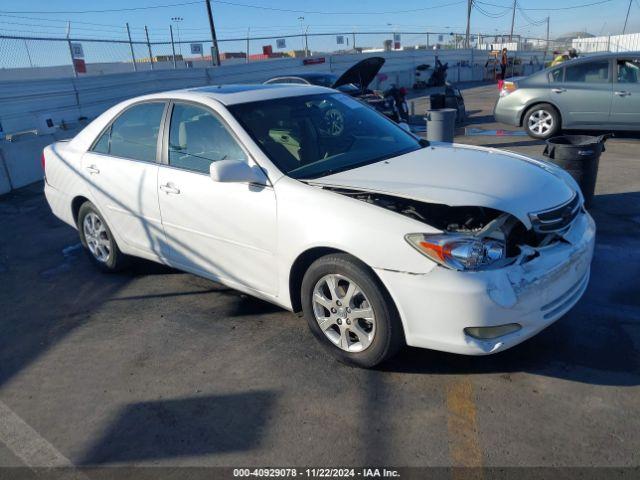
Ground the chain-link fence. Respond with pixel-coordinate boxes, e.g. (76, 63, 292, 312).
(3, 29, 636, 81)
(0, 30, 568, 81)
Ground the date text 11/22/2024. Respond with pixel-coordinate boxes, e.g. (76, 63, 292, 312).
(233, 468, 401, 477)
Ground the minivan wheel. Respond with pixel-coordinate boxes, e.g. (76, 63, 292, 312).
(523, 103, 560, 139)
(77, 202, 128, 272)
(301, 253, 404, 368)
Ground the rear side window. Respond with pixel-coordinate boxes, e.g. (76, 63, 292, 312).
(92, 102, 165, 162)
(565, 60, 610, 83)
(92, 129, 110, 154)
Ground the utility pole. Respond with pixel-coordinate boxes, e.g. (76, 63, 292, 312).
(623, 0, 632, 34)
(205, 0, 221, 66)
(465, 0, 472, 49)
(545, 17, 550, 54)
(509, 0, 516, 42)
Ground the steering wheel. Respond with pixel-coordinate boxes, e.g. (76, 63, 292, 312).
(322, 108, 344, 137)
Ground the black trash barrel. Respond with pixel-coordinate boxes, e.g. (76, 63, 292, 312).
(543, 134, 607, 208)
(430, 93, 446, 110)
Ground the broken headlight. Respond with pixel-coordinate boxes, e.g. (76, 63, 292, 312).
(405, 233, 504, 271)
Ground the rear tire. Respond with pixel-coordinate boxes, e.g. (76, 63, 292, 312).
(523, 103, 560, 139)
(301, 253, 404, 368)
(77, 202, 129, 272)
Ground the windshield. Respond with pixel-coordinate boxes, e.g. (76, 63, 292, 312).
(308, 74, 338, 87)
(228, 93, 422, 179)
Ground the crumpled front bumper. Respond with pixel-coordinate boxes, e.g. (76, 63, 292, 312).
(375, 211, 596, 355)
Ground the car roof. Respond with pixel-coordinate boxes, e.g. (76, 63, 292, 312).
(269, 73, 336, 79)
(143, 83, 334, 106)
(549, 51, 640, 67)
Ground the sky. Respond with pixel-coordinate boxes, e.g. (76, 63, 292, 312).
(0, 0, 638, 60)
(0, 0, 638, 39)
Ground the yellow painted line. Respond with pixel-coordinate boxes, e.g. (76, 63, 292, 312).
(445, 378, 483, 479)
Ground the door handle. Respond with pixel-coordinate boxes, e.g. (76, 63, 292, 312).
(615, 90, 630, 97)
(552, 88, 566, 93)
(159, 183, 180, 194)
(85, 165, 100, 174)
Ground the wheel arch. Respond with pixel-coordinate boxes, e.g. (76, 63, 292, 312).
(71, 195, 91, 226)
(519, 100, 562, 127)
(288, 247, 398, 317)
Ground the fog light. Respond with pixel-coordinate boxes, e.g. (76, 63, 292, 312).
(464, 323, 521, 340)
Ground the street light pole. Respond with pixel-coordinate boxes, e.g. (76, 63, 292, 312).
(298, 16, 305, 55)
(205, 0, 221, 66)
(171, 16, 183, 56)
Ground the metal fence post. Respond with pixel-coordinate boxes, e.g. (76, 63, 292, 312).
(246, 27, 250, 63)
(145, 26, 154, 70)
(352, 32, 356, 51)
(170, 25, 177, 69)
(126, 23, 137, 71)
(66, 22, 78, 78)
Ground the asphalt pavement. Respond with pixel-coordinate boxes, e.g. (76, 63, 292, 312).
(0, 83, 638, 472)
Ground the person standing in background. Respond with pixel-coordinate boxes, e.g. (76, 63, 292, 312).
(500, 47, 508, 79)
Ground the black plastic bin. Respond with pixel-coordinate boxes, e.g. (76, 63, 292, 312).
(543, 135, 607, 208)
(430, 93, 446, 110)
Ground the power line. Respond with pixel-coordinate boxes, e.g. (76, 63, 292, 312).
(0, 13, 126, 28)
(476, 0, 612, 10)
(516, 4, 546, 26)
(0, 19, 128, 34)
(0, 1, 203, 15)
(473, 3, 511, 18)
(0, 0, 466, 16)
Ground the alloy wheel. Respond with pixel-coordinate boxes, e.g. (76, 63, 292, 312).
(312, 273, 376, 352)
(83, 212, 111, 263)
(528, 109, 554, 136)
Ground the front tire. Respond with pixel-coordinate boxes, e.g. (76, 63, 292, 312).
(77, 202, 129, 272)
(301, 254, 404, 368)
(523, 103, 560, 139)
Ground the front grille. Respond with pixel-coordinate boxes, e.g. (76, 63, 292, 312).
(529, 194, 581, 233)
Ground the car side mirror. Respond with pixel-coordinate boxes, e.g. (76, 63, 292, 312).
(209, 160, 267, 184)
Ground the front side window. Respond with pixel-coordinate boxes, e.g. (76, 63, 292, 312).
(617, 58, 639, 83)
(564, 60, 610, 83)
(228, 93, 422, 179)
(94, 102, 165, 162)
(548, 68, 563, 83)
(168, 103, 247, 174)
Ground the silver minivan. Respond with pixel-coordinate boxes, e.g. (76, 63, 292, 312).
(494, 52, 640, 139)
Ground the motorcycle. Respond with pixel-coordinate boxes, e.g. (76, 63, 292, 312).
(383, 85, 409, 123)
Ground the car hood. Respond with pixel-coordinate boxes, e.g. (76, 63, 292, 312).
(308, 143, 578, 229)
(332, 56, 385, 90)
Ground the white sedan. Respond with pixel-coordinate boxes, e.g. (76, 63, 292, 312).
(43, 84, 595, 367)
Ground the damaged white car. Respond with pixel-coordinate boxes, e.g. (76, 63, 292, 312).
(43, 84, 595, 367)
